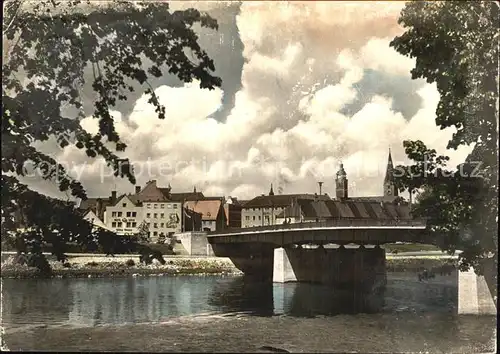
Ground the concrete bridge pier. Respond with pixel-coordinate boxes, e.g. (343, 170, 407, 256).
(458, 260, 497, 315)
(272, 245, 387, 292)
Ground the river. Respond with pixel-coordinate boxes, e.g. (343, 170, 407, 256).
(1, 272, 496, 352)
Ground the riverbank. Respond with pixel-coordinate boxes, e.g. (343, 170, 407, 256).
(1, 253, 458, 279)
(1, 255, 241, 279)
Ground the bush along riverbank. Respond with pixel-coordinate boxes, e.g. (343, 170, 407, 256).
(1, 256, 242, 279)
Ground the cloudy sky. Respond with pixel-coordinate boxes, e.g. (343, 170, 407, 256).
(21, 1, 472, 200)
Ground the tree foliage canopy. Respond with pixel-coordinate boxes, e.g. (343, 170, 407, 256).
(390, 1, 498, 273)
(2, 0, 221, 268)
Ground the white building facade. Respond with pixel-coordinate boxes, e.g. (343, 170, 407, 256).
(104, 195, 143, 236)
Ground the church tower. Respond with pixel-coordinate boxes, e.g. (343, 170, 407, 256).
(335, 163, 348, 200)
(383, 148, 398, 197)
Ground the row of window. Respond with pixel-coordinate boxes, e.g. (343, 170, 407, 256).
(245, 215, 260, 221)
(244, 215, 273, 221)
(147, 222, 168, 229)
(112, 221, 137, 228)
(110, 222, 171, 229)
(110, 211, 173, 218)
(146, 213, 166, 219)
(145, 203, 178, 209)
(111, 211, 137, 217)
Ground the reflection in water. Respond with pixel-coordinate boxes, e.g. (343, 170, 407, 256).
(209, 277, 386, 317)
(277, 283, 385, 316)
(2, 279, 74, 327)
(2, 272, 459, 330)
(209, 277, 275, 316)
(64, 277, 221, 326)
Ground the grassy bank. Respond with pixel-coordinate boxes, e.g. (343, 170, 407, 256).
(386, 257, 457, 273)
(382, 243, 440, 253)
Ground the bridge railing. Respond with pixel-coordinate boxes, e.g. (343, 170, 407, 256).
(208, 218, 427, 236)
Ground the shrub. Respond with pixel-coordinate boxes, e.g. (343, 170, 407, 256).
(125, 259, 135, 267)
(87, 261, 98, 267)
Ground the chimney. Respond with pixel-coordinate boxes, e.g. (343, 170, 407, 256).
(135, 186, 141, 194)
(318, 181, 324, 195)
(110, 191, 117, 203)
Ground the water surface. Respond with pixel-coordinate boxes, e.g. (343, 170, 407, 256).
(1, 273, 496, 352)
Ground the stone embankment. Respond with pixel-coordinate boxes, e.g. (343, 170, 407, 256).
(1, 254, 241, 279)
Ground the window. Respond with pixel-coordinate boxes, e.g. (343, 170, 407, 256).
(147, 222, 151, 227)
(161, 213, 164, 218)
(117, 212, 122, 217)
(160, 204, 165, 209)
(126, 212, 131, 217)
(126, 222, 132, 227)
(173, 204, 178, 209)
(167, 204, 172, 209)
(112, 212, 117, 217)
(258, 216, 261, 220)
(117, 222, 122, 227)
(153, 231, 158, 236)
(122, 203, 126, 207)
(154, 204, 158, 209)
(146, 213, 150, 218)
(160, 223, 164, 228)
(154, 213, 158, 218)
(154, 223, 158, 228)
(132, 212, 137, 217)
(132, 222, 137, 227)
(147, 204, 151, 208)
(252, 216, 256, 221)
(245, 216, 250, 221)
(112, 222, 117, 227)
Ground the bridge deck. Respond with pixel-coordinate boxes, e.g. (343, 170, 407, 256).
(207, 219, 432, 246)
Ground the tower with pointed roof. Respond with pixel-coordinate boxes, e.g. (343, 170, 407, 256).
(383, 148, 398, 198)
(269, 183, 275, 196)
(335, 163, 348, 200)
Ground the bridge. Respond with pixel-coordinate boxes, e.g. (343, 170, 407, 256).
(206, 218, 432, 293)
(205, 219, 496, 315)
(207, 218, 431, 246)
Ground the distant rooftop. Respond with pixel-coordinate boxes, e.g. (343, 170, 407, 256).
(243, 194, 331, 208)
(275, 199, 411, 221)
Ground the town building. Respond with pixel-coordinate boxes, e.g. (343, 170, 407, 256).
(241, 184, 331, 228)
(184, 198, 227, 232)
(77, 181, 203, 242)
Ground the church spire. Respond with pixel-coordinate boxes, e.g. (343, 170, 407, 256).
(384, 148, 398, 197)
(384, 148, 394, 183)
(269, 183, 275, 196)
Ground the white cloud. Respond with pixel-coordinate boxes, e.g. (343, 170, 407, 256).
(22, 1, 473, 201)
